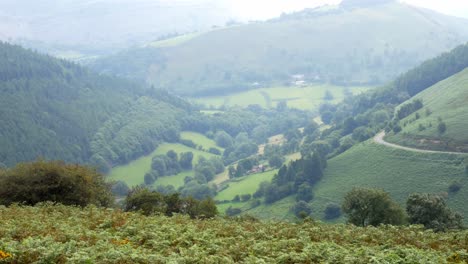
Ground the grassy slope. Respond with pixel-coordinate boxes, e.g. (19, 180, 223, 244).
(387, 67, 468, 150)
(180, 131, 223, 152)
(2, 204, 466, 263)
(108, 133, 218, 187)
(311, 141, 468, 222)
(194, 85, 370, 110)
(215, 170, 277, 201)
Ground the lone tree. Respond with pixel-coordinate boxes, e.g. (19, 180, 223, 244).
(406, 193, 463, 232)
(342, 187, 406, 227)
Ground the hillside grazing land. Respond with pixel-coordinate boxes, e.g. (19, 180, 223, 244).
(194, 85, 370, 110)
(310, 141, 468, 223)
(386, 67, 468, 152)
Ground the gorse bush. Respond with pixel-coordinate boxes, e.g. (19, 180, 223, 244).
(0, 160, 113, 207)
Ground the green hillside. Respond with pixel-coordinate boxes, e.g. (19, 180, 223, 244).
(386, 67, 468, 152)
(311, 141, 467, 222)
(0, 42, 191, 169)
(2, 204, 467, 263)
(91, 1, 468, 96)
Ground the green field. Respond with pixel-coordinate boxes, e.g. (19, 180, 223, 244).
(193, 85, 370, 110)
(386, 68, 468, 151)
(310, 141, 468, 222)
(180, 131, 222, 152)
(215, 170, 277, 201)
(108, 141, 217, 187)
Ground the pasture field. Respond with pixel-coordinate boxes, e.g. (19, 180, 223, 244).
(193, 85, 371, 110)
(386, 68, 468, 151)
(108, 141, 216, 187)
(180, 131, 222, 152)
(215, 170, 277, 201)
(2, 204, 467, 263)
(310, 141, 468, 222)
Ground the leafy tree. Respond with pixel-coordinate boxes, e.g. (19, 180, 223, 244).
(269, 154, 285, 168)
(225, 206, 242, 216)
(144, 173, 156, 185)
(240, 194, 252, 202)
(323, 90, 334, 101)
(111, 181, 130, 196)
(179, 152, 194, 170)
(124, 187, 167, 216)
(0, 160, 113, 207)
(342, 188, 406, 227)
(438, 121, 447, 135)
(215, 131, 233, 148)
(292, 201, 312, 218)
(296, 183, 314, 202)
(406, 193, 463, 231)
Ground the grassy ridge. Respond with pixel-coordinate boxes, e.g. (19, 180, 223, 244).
(387, 68, 468, 150)
(310, 141, 468, 222)
(0, 204, 466, 263)
(193, 85, 370, 110)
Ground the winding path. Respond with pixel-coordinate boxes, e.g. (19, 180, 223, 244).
(373, 131, 466, 155)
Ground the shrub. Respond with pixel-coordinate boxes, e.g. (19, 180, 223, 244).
(124, 187, 167, 216)
(292, 201, 311, 218)
(225, 206, 242, 216)
(406, 193, 463, 232)
(232, 195, 240, 202)
(448, 181, 462, 193)
(324, 203, 342, 220)
(111, 181, 130, 196)
(208, 148, 222, 155)
(438, 121, 447, 135)
(240, 194, 252, 202)
(0, 160, 113, 207)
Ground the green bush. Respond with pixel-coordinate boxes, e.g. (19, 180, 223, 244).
(342, 187, 406, 227)
(324, 203, 342, 220)
(0, 160, 113, 207)
(407, 193, 463, 232)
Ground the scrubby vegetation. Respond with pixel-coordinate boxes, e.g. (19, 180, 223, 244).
(0, 204, 467, 263)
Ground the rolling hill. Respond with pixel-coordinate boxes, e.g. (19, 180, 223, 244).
(386, 67, 468, 152)
(0, 0, 233, 59)
(0, 42, 191, 169)
(91, 0, 468, 96)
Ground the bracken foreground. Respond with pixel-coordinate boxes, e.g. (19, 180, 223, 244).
(0, 204, 467, 263)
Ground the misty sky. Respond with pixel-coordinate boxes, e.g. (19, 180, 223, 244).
(227, 0, 468, 20)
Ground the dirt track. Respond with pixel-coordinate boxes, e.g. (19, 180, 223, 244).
(373, 131, 466, 155)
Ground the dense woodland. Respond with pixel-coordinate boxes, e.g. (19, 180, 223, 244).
(0, 42, 310, 172)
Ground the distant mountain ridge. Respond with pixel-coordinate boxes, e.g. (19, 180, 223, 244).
(90, 1, 468, 96)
